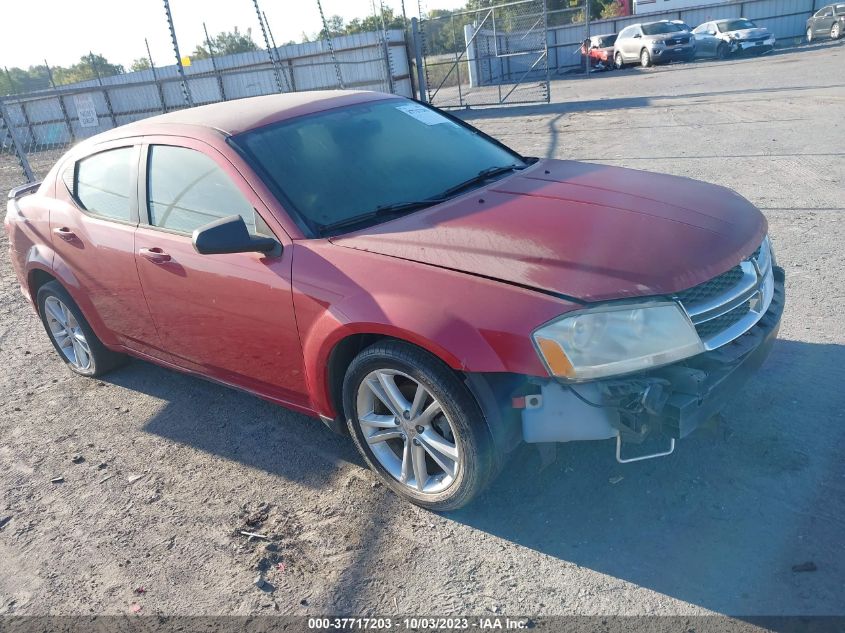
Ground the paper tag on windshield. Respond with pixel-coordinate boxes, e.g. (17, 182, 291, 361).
(396, 103, 452, 125)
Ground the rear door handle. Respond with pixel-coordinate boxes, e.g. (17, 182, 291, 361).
(138, 247, 172, 264)
(52, 227, 76, 240)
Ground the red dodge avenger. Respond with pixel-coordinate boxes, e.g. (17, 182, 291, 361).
(5, 91, 784, 509)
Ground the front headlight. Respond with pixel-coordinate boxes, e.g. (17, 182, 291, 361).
(532, 302, 704, 381)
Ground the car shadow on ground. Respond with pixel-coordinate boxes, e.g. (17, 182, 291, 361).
(103, 360, 364, 491)
(103, 338, 844, 614)
(449, 339, 845, 615)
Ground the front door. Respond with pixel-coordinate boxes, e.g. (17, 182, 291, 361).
(132, 137, 308, 406)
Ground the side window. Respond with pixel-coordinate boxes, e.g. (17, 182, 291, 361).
(146, 145, 260, 235)
(692, 23, 707, 34)
(619, 26, 632, 38)
(75, 147, 135, 222)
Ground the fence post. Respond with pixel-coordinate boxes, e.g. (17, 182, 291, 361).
(4, 67, 35, 146)
(411, 18, 427, 102)
(146, 38, 168, 113)
(264, 12, 294, 93)
(0, 97, 35, 183)
(163, 0, 194, 107)
(252, 0, 286, 93)
(317, 0, 346, 89)
(584, 0, 591, 77)
(89, 52, 118, 127)
(203, 23, 228, 101)
(379, 1, 396, 94)
(45, 60, 76, 142)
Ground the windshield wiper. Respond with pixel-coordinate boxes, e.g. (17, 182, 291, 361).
(317, 164, 525, 237)
(318, 198, 446, 236)
(435, 164, 526, 199)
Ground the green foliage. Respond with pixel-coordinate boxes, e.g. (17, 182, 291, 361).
(192, 27, 259, 60)
(130, 58, 151, 72)
(0, 53, 124, 95)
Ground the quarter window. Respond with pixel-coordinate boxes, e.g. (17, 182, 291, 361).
(146, 145, 258, 234)
(75, 147, 135, 221)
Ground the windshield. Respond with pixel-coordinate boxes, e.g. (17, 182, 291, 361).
(835, 4, 845, 14)
(718, 19, 757, 31)
(231, 100, 523, 235)
(641, 22, 684, 35)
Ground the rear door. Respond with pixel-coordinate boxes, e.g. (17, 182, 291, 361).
(132, 136, 308, 406)
(49, 141, 167, 359)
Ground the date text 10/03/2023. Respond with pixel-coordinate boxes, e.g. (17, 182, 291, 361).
(307, 617, 532, 629)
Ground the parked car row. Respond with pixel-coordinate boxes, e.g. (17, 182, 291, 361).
(581, 6, 842, 70)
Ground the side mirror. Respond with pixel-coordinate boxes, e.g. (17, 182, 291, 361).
(192, 215, 279, 256)
(633, 33, 642, 38)
(708, 29, 716, 35)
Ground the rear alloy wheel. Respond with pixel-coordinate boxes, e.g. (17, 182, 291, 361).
(640, 48, 652, 67)
(614, 51, 625, 69)
(832, 23, 841, 39)
(37, 281, 126, 377)
(806, 27, 814, 43)
(343, 340, 496, 510)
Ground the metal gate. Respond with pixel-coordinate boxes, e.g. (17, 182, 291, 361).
(418, 0, 550, 108)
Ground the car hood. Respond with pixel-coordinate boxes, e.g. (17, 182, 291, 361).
(331, 159, 767, 303)
(649, 32, 690, 42)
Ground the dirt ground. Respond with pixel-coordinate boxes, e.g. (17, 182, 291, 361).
(1, 43, 844, 618)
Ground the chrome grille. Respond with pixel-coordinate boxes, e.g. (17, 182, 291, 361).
(675, 265, 743, 306)
(676, 238, 774, 350)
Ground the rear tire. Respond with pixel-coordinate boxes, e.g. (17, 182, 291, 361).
(343, 340, 497, 511)
(806, 27, 813, 43)
(36, 281, 127, 377)
(640, 48, 652, 67)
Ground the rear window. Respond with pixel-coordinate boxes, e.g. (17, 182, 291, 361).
(75, 147, 135, 222)
(596, 34, 617, 46)
(642, 22, 684, 35)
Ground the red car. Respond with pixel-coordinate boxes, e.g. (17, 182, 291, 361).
(5, 92, 784, 510)
(581, 33, 618, 69)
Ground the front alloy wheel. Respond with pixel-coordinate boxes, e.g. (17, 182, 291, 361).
(614, 51, 625, 69)
(832, 23, 841, 39)
(640, 48, 652, 67)
(343, 340, 496, 510)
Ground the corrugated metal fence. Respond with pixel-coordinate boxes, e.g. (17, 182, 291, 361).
(0, 29, 411, 183)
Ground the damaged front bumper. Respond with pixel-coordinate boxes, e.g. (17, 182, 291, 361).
(520, 267, 785, 461)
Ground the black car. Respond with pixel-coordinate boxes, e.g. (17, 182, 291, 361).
(806, 3, 845, 42)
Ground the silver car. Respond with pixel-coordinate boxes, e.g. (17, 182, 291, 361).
(692, 18, 776, 59)
(614, 21, 696, 68)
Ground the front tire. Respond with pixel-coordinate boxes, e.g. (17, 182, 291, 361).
(716, 42, 730, 59)
(36, 281, 126, 377)
(640, 48, 652, 67)
(614, 51, 625, 69)
(343, 340, 496, 511)
(832, 23, 841, 39)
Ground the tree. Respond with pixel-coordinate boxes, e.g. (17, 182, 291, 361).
(192, 27, 259, 59)
(130, 58, 151, 72)
(52, 53, 125, 85)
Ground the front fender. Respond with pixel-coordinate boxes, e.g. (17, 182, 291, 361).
(292, 242, 576, 417)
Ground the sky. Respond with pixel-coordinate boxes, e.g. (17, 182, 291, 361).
(0, 0, 468, 70)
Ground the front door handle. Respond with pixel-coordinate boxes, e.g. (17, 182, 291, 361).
(138, 247, 172, 264)
(52, 227, 76, 241)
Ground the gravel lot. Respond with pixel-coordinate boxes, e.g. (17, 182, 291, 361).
(1, 43, 844, 617)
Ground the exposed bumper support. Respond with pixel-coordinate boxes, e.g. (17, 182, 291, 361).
(521, 268, 785, 454)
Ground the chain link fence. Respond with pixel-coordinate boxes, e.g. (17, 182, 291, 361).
(417, 0, 552, 108)
(0, 6, 412, 189)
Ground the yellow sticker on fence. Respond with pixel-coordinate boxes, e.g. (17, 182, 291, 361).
(181, 56, 191, 67)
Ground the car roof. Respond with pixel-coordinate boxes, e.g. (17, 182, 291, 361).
(90, 90, 396, 142)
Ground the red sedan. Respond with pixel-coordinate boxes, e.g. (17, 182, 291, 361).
(5, 91, 784, 509)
